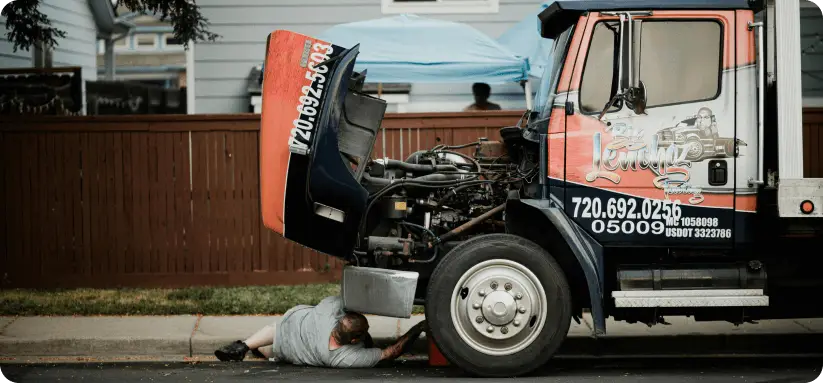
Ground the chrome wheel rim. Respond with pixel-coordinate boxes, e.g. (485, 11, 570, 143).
(450, 259, 547, 356)
(687, 140, 703, 157)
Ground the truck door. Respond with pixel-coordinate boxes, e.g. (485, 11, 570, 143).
(561, 10, 756, 247)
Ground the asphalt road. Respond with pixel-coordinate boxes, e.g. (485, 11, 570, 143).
(3, 358, 822, 383)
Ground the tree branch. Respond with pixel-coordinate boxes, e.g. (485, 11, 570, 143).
(118, 0, 220, 48)
(2, 0, 220, 53)
(2, 0, 67, 52)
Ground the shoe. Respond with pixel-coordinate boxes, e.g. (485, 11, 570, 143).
(250, 348, 266, 359)
(214, 340, 249, 362)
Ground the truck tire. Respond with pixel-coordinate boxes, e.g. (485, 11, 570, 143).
(685, 137, 704, 161)
(425, 234, 572, 377)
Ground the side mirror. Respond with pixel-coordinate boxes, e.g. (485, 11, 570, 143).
(626, 80, 647, 115)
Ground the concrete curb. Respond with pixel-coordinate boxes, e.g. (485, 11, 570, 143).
(1, 315, 821, 362)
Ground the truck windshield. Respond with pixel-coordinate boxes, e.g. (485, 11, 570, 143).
(535, 25, 575, 120)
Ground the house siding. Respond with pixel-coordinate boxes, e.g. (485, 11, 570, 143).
(0, 8, 34, 68)
(40, 0, 99, 83)
(194, 0, 544, 114)
(1, 0, 97, 80)
(1, 0, 98, 114)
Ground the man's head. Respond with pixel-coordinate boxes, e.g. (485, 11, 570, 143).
(696, 107, 714, 129)
(333, 312, 370, 345)
(472, 82, 492, 104)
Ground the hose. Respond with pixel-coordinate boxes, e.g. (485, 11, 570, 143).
(436, 203, 506, 244)
(436, 183, 490, 207)
(358, 179, 495, 240)
(384, 159, 458, 173)
(412, 173, 468, 182)
(435, 149, 482, 173)
(363, 173, 479, 188)
(400, 221, 439, 264)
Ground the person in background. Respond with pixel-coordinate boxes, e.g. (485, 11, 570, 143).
(464, 82, 502, 111)
(214, 295, 428, 368)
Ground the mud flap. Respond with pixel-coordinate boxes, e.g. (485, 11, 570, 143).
(260, 30, 386, 259)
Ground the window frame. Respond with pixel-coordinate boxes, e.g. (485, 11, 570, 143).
(578, 17, 725, 115)
(135, 33, 159, 51)
(635, 19, 725, 110)
(535, 23, 577, 120)
(163, 33, 184, 50)
(578, 20, 623, 115)
(381, 0, 499, 14)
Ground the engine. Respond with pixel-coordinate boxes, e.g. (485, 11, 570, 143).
(353, 136, 539, 269)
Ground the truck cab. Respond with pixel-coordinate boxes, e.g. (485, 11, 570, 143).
(259, 0, 823, 378)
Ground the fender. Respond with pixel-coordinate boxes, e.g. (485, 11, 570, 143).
(505, 198, 606, 336)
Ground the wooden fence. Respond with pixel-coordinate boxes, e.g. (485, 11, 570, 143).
(0, 111, 522, 288)
(1, 110, 821, 289)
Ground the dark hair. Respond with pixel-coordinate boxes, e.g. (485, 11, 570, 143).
(472, 82, 491, 97)
(334, 312, 369, 345)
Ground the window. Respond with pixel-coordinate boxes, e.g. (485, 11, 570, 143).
(638, 21, 722, 107)
(580, 22, 620, 114)
(165, 34, 183, 48)
(381, 0, 498, 14)
(537, 25, 575, 119)
(136, 34, 156, 49)
(580, 20, 722, 113)
(115, 37, 128, 48)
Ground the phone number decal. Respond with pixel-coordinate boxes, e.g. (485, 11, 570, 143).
(288, 42, 335, 155)
(570, 197, 731, 239)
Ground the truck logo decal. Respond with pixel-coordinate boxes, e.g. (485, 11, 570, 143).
(586, 107, 744, 206)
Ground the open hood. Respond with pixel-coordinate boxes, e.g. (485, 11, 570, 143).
(260, 30, 387, 258)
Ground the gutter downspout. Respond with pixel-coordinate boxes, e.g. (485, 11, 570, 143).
(187, 39, 195, 114)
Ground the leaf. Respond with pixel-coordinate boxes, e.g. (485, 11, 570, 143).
(2, 0, 220, 53)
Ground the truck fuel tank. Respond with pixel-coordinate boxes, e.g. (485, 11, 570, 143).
(617, 262, 767, 291)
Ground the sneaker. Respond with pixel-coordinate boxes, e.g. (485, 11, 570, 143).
(214, 340, 249, 362)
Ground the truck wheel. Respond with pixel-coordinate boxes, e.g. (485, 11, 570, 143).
(685, 138, 704, 161)
(425, 234, 571, 377)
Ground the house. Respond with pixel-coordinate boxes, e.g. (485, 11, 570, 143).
(191, 0, 823, 115)
(95, 5, 187, 89)
(192, 0, 545, 114)
(0, 0, 131, 114)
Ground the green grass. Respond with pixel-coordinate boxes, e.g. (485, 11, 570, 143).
(0, 284, 426, 316)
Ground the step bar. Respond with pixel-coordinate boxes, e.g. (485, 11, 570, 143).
(612, 289, 769, 308)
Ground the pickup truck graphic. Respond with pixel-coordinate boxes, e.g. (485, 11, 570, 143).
(655, 107, 746, 162)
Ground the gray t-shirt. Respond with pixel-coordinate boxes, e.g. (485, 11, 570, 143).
(274, 296, 382, 368)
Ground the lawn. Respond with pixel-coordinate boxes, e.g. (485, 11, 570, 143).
(0, 284, 426, 316)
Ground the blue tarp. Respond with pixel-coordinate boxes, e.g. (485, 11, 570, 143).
(497, 3, 554, 78)
(315, 14, 530, 84)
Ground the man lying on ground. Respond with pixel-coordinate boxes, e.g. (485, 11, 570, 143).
(214, 295, 428, 368)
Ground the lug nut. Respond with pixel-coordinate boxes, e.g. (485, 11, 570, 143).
(472, 302, 481, 309)
(515, 292, 523, 300)
(501, 327, 509, 334)
(513, 320, 521, 327)
(479, 289, 486, 297)
(518, 306, 526, 313)
(486, 326, 494, 333)
(504, 283, 512, 291)
(490, 281, 498, 290)
(475, 316, 484, 323)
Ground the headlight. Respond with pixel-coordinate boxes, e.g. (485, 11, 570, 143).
(675, 133, 684, 140)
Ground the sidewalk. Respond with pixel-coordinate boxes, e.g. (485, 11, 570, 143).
(1, 314, 821, 363)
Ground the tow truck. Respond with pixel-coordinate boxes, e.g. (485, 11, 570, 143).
(258, 0, 823, 377)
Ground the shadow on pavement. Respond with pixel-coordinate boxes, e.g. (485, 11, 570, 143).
(2, 357, 822, 382)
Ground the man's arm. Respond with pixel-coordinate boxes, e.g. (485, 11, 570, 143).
(380, 321, 427, 361)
